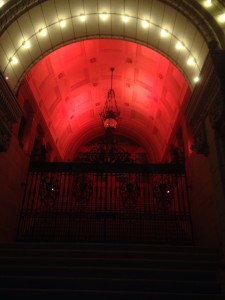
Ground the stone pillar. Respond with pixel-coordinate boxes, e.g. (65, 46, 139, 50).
(185, 48, 225, 252)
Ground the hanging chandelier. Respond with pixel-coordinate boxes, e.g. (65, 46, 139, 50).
(100, 67, 120, 133)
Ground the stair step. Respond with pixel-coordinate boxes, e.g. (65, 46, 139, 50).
(0, 256, 219, 270)
(0, 276, 221, 294)
(0, 265, 217, 281)
(0, 288, 223, 300)
(0, 242, 220, 254)
(0, 242, 222, 299)
(0, 248, 220, 261)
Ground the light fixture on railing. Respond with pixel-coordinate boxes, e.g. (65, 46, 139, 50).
(100, 67, 120, 133)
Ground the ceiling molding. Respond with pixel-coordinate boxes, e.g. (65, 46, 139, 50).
(1, 0, 224, 50)
(162, 0, 225, 48)
(0, 0, 46, 36)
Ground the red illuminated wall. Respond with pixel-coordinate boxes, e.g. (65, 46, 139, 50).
(18, 39, 191, 162)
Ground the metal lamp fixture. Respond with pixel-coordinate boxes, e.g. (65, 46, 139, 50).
(100, 67, 120, 133)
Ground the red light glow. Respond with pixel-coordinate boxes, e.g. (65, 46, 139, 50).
(19, 39, 191, 161)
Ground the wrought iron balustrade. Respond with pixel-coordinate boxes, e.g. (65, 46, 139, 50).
(17, 162, 193, 244)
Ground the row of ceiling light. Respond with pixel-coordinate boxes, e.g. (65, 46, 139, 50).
(1, 0, 225, 23)
(5, 13, 201, 83)
(1, 0, 225, 85)
(203, 0, 225, 22)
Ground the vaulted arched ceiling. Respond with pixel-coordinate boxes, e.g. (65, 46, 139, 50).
(18, 39, 190, 161)
(0, 0, 225, 161)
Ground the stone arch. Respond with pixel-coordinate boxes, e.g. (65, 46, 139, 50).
(0, 0, 223, 92)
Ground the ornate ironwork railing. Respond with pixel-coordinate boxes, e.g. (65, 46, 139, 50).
(17, 162, 193, 244)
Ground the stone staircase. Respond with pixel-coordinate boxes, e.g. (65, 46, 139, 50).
(0, 242, 223, 299)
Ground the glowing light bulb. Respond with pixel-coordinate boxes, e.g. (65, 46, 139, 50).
(194, 76, 200, 83)
(39, 28, 47, 36)
(175, 41, 184, 50)
(160, 28, 168, 37)
(218, 13, 225, 23)
(142, 20, 150, 28)
(100, 12, 108, 21)
(22, 40, 31, 49)
(122, 15, 129, 23)
(80, 14, 86, 22)
(10, 57, 18, 65)
(0, 1, 5, 8)
(204, 0, 212, 7)
(187, 57, 195, 66)
(59, 20, 66, 28)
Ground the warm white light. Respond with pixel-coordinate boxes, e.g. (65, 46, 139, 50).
(5, 76, 9, 80)
(194, 76, 200, 83)
(204, 0, 212, 7)
(142, 20, 150, 28)
(100, 12, 108, 21)
(39, 28, 47, 36)
(122, 15, 129, 23)
(160, 28, 168, 37)
(175, 41, 184, 50)
(80, 14, 86, 22)
(59, 20, 66, 28)
(218, 13, 225, 23)
(22, 40, 31, 49)
(0, 1, 5, 8)
(187, 57, 195, 66)
(10, 57, 18, 65)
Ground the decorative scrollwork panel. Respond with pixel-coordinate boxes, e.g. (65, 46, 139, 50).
(72, 174, 93, 209)
(153, 176, 174, 211)
(39, 173, 60, 208)
(120, 177, 140, 210)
